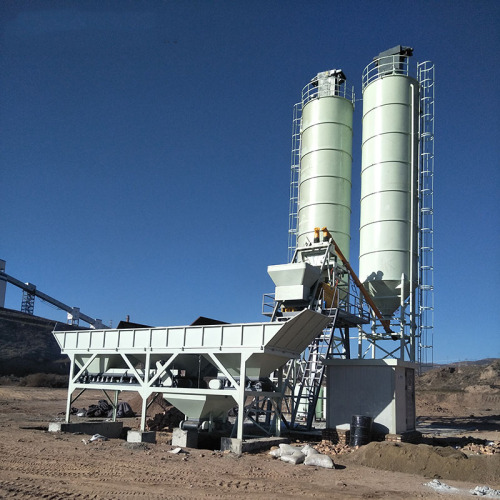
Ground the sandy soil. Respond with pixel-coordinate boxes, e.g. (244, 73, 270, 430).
(0, 385, 499, 499)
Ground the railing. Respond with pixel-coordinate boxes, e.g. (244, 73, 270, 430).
(362, 54, 412, 90)
(262, 293, 276, 317)
(302, 78, 354, 107)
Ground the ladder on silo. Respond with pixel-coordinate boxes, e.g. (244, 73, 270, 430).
(417, 61, 435, 371)
(287, 102, 302, 263)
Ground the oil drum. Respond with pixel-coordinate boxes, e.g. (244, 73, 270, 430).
(349, 415, 373, 447)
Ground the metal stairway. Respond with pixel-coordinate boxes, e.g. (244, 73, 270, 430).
(289, 308, 339, 429)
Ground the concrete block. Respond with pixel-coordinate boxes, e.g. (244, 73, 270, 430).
(48, 421, 123, 438)
(172, 428, 198, 448)
(221, 437, 242, 454)
(127, 430, 156, 444)
(221, 437, 289, 455)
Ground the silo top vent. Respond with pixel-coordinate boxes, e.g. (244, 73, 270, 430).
(363, 45, 415, 89)
(374, 45, 413, 61)
(302, 69, 353, 105)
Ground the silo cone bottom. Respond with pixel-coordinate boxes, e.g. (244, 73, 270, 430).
(363, 279, 412, 319)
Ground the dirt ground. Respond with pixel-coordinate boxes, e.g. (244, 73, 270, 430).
(0, 369, 499, 500)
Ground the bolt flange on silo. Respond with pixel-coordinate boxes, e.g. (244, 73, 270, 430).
(297, 70, 354, 261)
(359, 46, 419, 319)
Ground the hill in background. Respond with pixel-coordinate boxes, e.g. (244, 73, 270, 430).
(0, 307, 76, 376)
(416, 359, 500, 418)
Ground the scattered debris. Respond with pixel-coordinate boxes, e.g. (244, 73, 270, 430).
(425, 480, 500, 497)
(424, 479, 460, 493)
(168, 447, 184, 454)
(147, 406, 184, 431)
(317, 440, 352, 456)
(89, 433, 108, 442)
(470, 486, 500, 497)
(461, 440, 500, 456)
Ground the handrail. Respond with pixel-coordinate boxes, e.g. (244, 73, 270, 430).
(362, 54, 412, 90)
(321, 228, 392, 334)
(302, 78, 354, 107)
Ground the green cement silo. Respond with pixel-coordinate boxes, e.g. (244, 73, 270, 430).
(297, 70, 354, 261)
(359, 46, 419, 318)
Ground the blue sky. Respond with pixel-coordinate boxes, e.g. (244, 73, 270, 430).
(1, 1, 498, 363)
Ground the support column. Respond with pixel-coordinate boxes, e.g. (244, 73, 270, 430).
(140, 392, 148, 432)
(274, 366, 284, 436)
(65, 355, 75, 423)
(236, 353, 249, 441)
(113, 390, 119, 421)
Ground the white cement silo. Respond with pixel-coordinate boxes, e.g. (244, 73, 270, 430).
(297, 70, 354, 260)
(359, 46, 419, 318)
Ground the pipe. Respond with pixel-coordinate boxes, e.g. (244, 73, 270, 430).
(321, 227, 392, 334)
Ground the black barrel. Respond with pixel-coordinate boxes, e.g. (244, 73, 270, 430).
(349, 415, 373, 447)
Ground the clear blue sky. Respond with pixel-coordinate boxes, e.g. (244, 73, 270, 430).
(1, 1, 498, 363)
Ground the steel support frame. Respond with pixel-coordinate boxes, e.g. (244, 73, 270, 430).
(21, 290, 35, 315)
(63, 350, 288, 441)
(356, 280, 417, 363)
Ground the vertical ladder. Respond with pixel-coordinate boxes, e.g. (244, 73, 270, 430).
(417, 61, 435, 370)
(288, 102, 302, 263)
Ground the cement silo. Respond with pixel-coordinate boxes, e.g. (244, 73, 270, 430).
(359, 46, 419, 318)
(297, 70, 354, 260)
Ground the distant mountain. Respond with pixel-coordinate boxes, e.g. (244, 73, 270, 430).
(447, 359, 499, 367)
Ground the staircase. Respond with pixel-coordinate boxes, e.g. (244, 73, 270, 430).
(289, 308, 339, 429)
